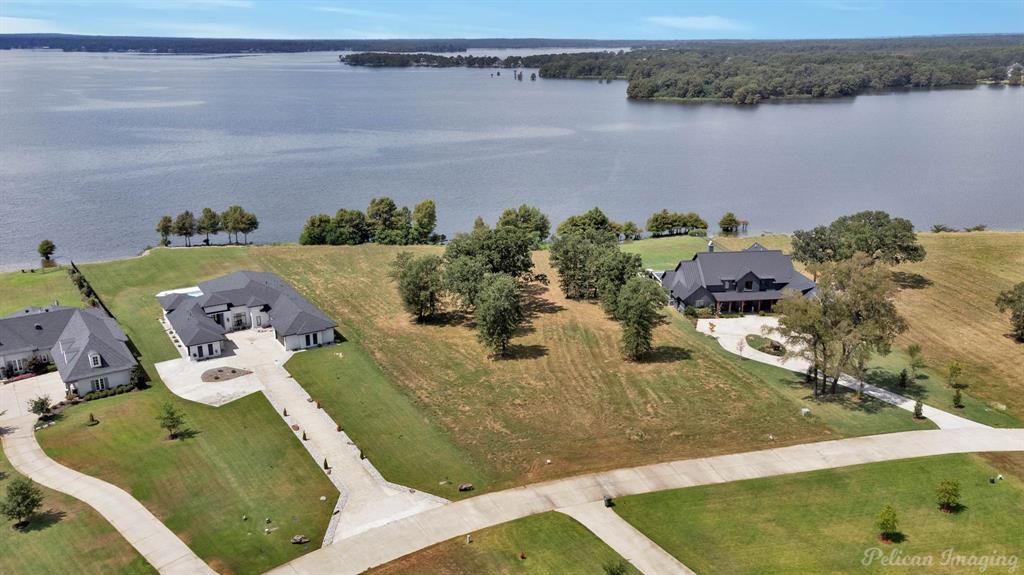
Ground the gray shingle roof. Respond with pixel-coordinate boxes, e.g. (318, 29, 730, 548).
(661, 244, 815, 303)
(161, 271, 336, 345)
(0, 306, 136, 382)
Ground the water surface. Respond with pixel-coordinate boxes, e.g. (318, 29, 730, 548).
(1, 51, 1021, 269)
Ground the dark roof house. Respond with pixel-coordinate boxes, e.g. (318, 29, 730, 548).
(660, 242, 816, 313)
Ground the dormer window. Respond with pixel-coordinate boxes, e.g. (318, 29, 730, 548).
(89, 353, 102, 368)
(745, 280, 753, 291)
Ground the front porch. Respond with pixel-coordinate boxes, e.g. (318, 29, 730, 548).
(714, 298, 778, 314)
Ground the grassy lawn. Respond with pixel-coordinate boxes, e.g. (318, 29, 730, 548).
(257, 244, 926, 496)
(715, 232, 1024, 419)
(673, 316, 934, 437)
(366, 512, 641, 575)
(0, 449, 155, 575)
(0, 265, 83, 315)
(620, 235, 709, 270)
(866, 349, 1020, 428)
(614, 454, 1024, 574)
(13, 248, 340, 575)
(745, 334, 786, 356)
(285, 344, 486, 500)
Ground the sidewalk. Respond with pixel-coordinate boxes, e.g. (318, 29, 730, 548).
(0, 414, 215, 575)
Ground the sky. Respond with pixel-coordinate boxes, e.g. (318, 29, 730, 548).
(1, 1, 1021, 40)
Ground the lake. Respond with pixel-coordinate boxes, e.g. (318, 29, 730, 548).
(1, 50, 1022, 269)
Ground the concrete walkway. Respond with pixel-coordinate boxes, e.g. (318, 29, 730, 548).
(270, 427, 1024, 575)
(558, 501, 695, 575)
(0, 414, 215, 575)
(695, 316, 986, 430)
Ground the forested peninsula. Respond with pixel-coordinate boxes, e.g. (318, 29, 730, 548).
(344, 35, 1024, 104)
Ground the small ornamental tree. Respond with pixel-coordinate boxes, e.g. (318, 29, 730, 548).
(935, 479, 961, 512)
(27, 396, 52, 417)
(898, 368, 909, 388)
(995, 282, 1024, 342)
(914, 400, 924, 419)
(129, 365, 148, 389)
(1, 478, 44, 529)
(156, 402, 186, 440)
(875, 504, 899, 542)
(37, 239, 56, 261)
(952, 387, 964, 409)
(907, 343, 926, 380)
(946, 360, 964, 389)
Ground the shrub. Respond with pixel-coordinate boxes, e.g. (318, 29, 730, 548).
(952, 388, 963, 408)
(130, 365, 149, 389)
(603, 562, 628, 575)
(683, 305, 698, 318)
(914, 400, 924, 419)
(687, 228, 707, 237)
(935, 479, 961, 512)
(27, 396, 52, 416)
(0, 478, 44, 528)
(875, 504, 899, 541)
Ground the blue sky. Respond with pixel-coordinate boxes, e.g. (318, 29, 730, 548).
(1, 1, 1021, 40)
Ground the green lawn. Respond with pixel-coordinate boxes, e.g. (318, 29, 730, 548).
(285, 344, 486, 499)
(867, 349, 1021, 428)
(614, 454, 1024, 574)
(674, 316, 934, 437)
(0, 448, 155, 575)
(0, 265, 82, 315)
(368, 512, 641, 575)
(620, 235, 709, 270)
(21, 248, 340, 575)
(745, 333, 786, 356)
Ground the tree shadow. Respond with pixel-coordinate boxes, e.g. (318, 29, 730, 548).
(174, 428, 201, 440)
(864, 368, 929, 399)
(640, 346, 693, 364)
(498, 344, 549, 361)
(22, 509, 67, 533)
(891, 271, 933, 290)
(941, 503, 968, 514)
(882, 532, 908, 544)
(0, 425, 14, 438)
(521, 283, 566, 319)
(423, 310, 473, 328)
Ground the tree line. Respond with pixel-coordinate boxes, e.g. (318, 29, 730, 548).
(549, 207, 667, 360)
(156, 206, 258, 247)
(390, 206, 546, 356)
(299, 198, 442, 246)
(534, 35, 1024, 104)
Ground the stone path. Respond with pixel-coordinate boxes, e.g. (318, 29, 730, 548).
(558, 501, 695, 575)
(270, 427, 1024, 574)
(0, 414, 216, 575)
(695, 316, 987, 430)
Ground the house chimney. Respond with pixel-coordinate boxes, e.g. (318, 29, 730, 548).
(708, 240, 715, 253)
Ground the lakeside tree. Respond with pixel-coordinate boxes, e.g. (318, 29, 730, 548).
(0, 478, 43, 529)
(549, 231, 610, 299)
(496, 204, 551, 249)
(220, 205, 246, 244)
(931, 224, 957, 233)
(37, 239, 56, 262)
(474, 273, 523, 356)
(792, 211, 925, 267)
(173, 211, 197, 247)
(646, 209, 707, 236)
(411, 199, 438, 244)
(776, 254, 906, 395)
(197, 208, 221, 244)
(390, 252, 444, 321)
(156, 215, 173, 246)
(156, 402, 186, 440)
(239, 211, 259, 244)
(617, 276, 668, 360)
(556, 207, 616, 237)
(719, 212, 740, 234)
(330, 209, 370, 245)
(367, 197, 408, 244)
(299, 214, 333, 245)
(995, 282, 1024, 341)
(620, 221, 641, 241)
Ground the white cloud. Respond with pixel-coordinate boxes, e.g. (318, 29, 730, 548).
(312, 6, 394, 18)
(646, 15, 746, 31)
(140, 21, 296, 38)
(0, 15, 64, 33)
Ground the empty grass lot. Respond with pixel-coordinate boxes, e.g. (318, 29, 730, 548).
(13, 248, 339, 575)
(614, 453, 1024, 574)
(366, 512, 640, 575)
(257, 244, 924, 497)
(0, 449, 155, 575)
(0, 265, 83, 315)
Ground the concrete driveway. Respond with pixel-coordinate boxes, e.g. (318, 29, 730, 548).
(155, 329, 284, 407)
(0, 371, 65, 422)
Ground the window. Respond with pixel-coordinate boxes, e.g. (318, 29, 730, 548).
(196, 345, 204, 358)
(91, 377, 108, 391)
(255, 315, 263, 327)
(208, 343, 215, 356)
(745, 281, 753, 291)
(90, 353, 102, 367)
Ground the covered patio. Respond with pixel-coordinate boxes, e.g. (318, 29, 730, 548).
(713, 290, 784, 314)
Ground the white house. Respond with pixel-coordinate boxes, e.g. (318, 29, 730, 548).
(157, 271, 336, 361)
(0, 305, 136, 395)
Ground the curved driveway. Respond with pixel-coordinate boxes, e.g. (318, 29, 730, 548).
(270, 427, 1024, 575)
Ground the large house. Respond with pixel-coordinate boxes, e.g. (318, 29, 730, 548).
(0, 305, 137, 395)
(157, 271, 337, 361)
(658, 242, 817, 313)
